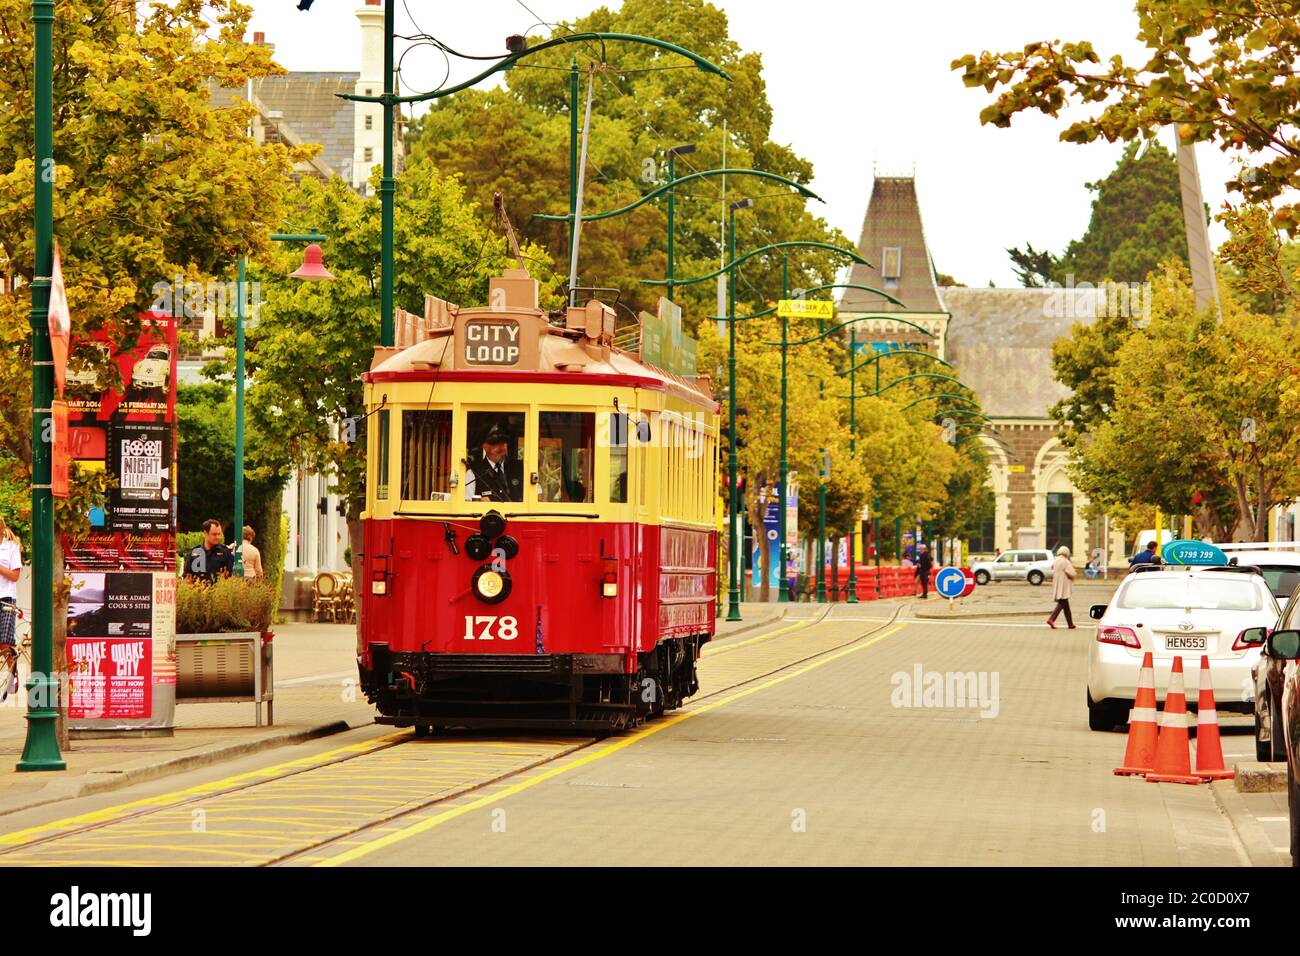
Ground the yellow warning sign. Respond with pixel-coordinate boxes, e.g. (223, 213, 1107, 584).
(776, 299, 834, 320)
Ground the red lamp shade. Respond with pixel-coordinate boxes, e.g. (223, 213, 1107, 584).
(290, 243, 335, 281)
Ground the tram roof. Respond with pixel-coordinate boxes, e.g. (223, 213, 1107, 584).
(363, 270, 717, 409)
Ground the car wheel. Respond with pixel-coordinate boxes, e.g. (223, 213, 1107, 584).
(1087, 691, 1124, 732)
(974, 569, 990, 586)
(1256, 693, 1275, 762)
(1027, 570, 1044, 586)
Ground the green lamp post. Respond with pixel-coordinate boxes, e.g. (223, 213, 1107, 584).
(20, 0, 63, 771)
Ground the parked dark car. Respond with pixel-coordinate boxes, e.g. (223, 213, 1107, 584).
(1248, 580, 1300, 761)
(1262, 627, 1300, 866)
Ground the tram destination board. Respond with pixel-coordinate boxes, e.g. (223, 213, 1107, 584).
(465, 319, 521, 366)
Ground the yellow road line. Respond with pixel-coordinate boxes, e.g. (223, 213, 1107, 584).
(316, 621, 907, 867)
(0, 731, 407, 848)
(701, 615, 824, 657)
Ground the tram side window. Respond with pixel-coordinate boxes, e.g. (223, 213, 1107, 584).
(538, 411, 594, 503)
(463, 411, 526, 503)
(609, 413, 629, 504)
(401, 410, 452, 501)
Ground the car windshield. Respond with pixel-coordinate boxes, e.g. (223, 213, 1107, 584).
(1118, 575, 1262, 611)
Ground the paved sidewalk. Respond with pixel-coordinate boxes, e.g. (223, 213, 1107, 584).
(0, 622, 372, 816)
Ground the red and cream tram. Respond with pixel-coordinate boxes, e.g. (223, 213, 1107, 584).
(357, 267, 720, 731)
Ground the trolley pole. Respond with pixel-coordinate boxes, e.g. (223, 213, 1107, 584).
(19, 0, 65, 772)
(569, 57, 578, 269)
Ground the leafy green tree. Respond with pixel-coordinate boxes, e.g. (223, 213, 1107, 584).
(0, 0, 305, 482)
(175, 383, 284, 537)
(1008, 142, 1188, 287)
(407, 0, 850, 332)
(954, 1, 1300, 233)
(1070, 260, 1300, 540)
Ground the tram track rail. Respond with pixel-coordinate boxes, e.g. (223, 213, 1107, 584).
(0, 603, 907, 866)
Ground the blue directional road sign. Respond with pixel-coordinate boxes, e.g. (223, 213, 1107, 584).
(935, 566, 968, 599)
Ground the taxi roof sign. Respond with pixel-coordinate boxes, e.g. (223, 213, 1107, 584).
(777, 299, 834, 320)
(1160, 539, 1229, 566)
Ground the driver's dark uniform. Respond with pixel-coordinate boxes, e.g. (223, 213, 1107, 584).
(466, 456, 521, 502)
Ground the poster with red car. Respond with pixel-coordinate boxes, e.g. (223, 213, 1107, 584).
(61, 311, 177, 563)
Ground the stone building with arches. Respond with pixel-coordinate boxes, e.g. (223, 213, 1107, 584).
(838, 175, 1117, 564)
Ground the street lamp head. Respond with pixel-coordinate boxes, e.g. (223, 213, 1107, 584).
(506, 35, 527, 54)
(729, 198, 754, 212)
(669, 143, 697, 157)
(290, 244, 335, 281)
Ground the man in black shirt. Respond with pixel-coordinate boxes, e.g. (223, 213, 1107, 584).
(465, 429, 522, 502)
(915, 544, 934, 599)
(184, 518, 234, 582)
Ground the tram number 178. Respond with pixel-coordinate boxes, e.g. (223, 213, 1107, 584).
(462, 615, 518, 641)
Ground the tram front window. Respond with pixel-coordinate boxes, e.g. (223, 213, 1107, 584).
(463, 412, 525, 503)
(401, 410, 452, 501)
(539, 411, 594, 503)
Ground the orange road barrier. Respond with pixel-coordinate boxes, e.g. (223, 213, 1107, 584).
(1145, 656, 1205, 785)
(1192, 654, 1235, 781)
(1114, 651, 1159, 776)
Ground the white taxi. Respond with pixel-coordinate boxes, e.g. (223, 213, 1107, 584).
(1086, 565, 1278, 731)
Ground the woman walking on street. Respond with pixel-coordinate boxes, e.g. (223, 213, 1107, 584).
(0, 516, 22, 694)
(1046, 545, 1076, 629)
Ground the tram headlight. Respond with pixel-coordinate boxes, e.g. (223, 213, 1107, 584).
(471, 565, 512, 604)
(480, 509, 506, 539)
(464, 533, 492, 561)
(496, 534, 519, 559)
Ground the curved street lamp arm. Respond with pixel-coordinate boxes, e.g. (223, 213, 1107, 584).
(535, 168, 821, 223)
(899, 392, 980, 411)
(932, 409, 995, 423)
(877, 373, 974, 396)
(801, 283, 906, 310)
(838, 349, 953, 377)
(340, 33, 730, 106)
(645, 240, 869, 287)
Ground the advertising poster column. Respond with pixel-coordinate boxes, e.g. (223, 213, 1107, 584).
(63, 313, 177, 733)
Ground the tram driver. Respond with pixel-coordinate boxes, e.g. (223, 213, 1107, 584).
(463, 427, 523, 502)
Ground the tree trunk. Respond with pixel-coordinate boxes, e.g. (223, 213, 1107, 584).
(1233, 473, 1254, 541)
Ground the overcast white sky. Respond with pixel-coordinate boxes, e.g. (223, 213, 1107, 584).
(244, 0, 1243, 286)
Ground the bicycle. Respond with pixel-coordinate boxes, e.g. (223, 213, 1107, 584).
(0, 603, 31, 704)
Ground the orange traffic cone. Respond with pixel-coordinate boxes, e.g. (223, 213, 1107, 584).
(1146, 656, 1204, 785)
(1115, 652, 1159, 776)
(1193, 655, 1234, 781)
